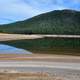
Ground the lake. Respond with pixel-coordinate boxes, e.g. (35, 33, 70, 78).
(0, 44, 32, 54)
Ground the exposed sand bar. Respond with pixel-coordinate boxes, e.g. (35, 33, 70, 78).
(43, 34, 80, 38)
(0, 33, 80, 41)
(0, 33, 44, 41)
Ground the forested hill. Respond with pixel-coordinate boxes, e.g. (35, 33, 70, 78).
(0, 9, 80, 34)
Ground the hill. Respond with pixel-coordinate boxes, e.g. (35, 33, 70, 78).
(0, 9, 80, 34)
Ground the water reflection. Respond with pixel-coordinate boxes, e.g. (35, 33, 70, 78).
(0, 44, 32, 54)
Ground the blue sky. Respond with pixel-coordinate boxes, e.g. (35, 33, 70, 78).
(0, 0, 80, 24)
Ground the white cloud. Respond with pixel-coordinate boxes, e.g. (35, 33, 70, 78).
(73, 0, 80, 2)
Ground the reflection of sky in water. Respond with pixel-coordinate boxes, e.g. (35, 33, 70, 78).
(0, 44, 32, 54)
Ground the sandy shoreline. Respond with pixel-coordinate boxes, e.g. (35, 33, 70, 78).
(0, 33, 80, 41)
(0, 55, 80, 80)
(0, 54, 80, 80)
(0, 33, 44, 41)
(0, 54, 80, 63)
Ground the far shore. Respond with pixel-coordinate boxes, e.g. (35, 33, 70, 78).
(0, 33, 80, 41)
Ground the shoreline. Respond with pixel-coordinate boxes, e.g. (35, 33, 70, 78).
(0, 33, 80, 41)
(0, 54, 79, 63)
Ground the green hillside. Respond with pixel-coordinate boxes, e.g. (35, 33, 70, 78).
(0, 9, 80, 34)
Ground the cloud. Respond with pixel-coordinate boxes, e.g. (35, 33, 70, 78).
(0, 0, 43, 24)
(72, 0, 80, 3)
(21, 0, 67, 11)
(0, 0, 42, 23)
(0, 0, 80, 24)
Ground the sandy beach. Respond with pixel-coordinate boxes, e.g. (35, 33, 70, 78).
(0, 54, 80, 80)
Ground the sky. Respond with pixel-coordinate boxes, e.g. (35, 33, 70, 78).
(0, 0, 80, 24)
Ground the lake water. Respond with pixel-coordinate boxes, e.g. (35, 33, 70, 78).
(0, 44, 32, 54)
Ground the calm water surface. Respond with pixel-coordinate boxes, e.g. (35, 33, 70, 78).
(0, 44, 32, 54)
